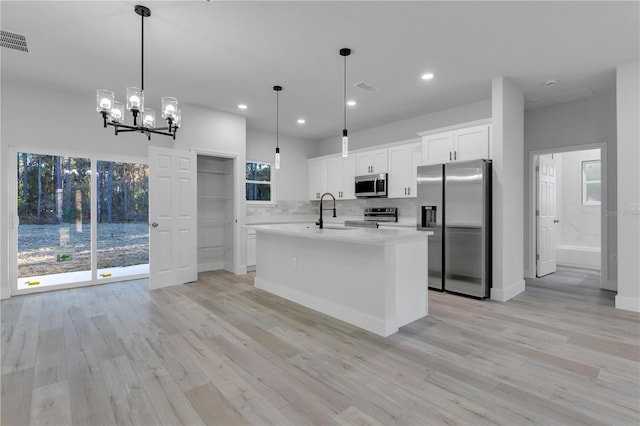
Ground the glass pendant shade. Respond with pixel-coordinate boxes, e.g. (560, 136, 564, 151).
(126, 87, 144, 111)
(173, 109, 182, 128)
(342, 129, 349, 157)
(275, 147, 281, 170)
(96, 90, 114, 113)
(111, 101, 124, 123)
(162, 97, 178, 119)
(142, 108, 156, 128)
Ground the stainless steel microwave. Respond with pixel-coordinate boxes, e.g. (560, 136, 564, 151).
(355, 173, 388, 198)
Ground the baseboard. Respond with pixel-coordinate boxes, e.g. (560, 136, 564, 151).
(198, 261, 224, 273)
(615, 295, 640, 312)
(491, 279, 525, 302)
(0, 286, 11, 300)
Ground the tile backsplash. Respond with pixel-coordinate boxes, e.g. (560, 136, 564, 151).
(247, 198, 417, 218)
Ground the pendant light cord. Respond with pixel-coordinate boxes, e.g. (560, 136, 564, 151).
(343, 54, 347, 130)
(141, 12, 144, 91)
(276, 90, 279, 149)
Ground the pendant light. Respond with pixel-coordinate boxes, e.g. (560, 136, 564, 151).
(340, 48, 351, 157)
(274, 85, 282, 169)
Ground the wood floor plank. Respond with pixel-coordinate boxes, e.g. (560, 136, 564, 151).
(66, 345, 111, 423)
(184, 382, 247, 426)
(29, 380, 72, 426)
(138, 366, 205, 426)
(1, 367, 34, 426)
(99, 355, 160, 426)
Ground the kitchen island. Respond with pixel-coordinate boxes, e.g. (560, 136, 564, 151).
(252, 224, 431, 337)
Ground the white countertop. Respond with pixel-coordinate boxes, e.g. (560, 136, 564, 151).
(245, 215, 418, 228)
(249, 223, 431, 245)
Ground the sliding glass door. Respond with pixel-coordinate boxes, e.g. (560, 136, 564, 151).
(15, 151, 148, 291)
(96, 161, 149, 280)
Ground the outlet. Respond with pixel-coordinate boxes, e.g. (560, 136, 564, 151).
(291, 257, 297, 269)
(611, 253, 617, 263)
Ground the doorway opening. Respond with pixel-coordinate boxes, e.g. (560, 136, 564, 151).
(529, 144, 610, 292)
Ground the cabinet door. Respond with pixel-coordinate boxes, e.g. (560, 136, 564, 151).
(408, 143, 422, 197)
(453, 125, 489, 161)
(388, 145, 410, 198)
(422, 132, 453, 165)
(326, 156, 343, 197)
(341, 156, 357, 199)
(308, 158, 327, 200)
(356, 152, 372, 175)
(371, 149, 388, 174)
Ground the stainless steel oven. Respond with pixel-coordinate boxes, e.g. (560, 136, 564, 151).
(355, 173, 388, 198)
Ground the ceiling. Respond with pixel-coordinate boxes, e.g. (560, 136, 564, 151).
(2, 1, 638, 141)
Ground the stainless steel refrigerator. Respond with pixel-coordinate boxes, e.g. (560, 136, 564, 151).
(417, 159, 492, 298)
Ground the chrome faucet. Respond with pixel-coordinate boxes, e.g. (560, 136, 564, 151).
(316, 192, 337, 229)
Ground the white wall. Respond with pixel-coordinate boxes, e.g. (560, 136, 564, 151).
(615, 61, 640, 312)
(556, 149, 601, 249)
(1, 81, 247, 298)
(491, 77, 525, 302)
(246, 128, 318, 202)
(524, 92, 617, 286)
(316, 99, 491, 156)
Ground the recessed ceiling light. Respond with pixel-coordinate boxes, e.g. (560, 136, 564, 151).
(238, 104, 248, 110)
(421, 73, 435, 80)
(346, 100, 357, 107)
(297, 119, 306, 124)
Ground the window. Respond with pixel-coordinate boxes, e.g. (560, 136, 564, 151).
(582, 160, 601, 205)
(246, 161, 272, 202)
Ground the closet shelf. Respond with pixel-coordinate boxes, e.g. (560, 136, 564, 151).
(197, 244, 229, 250)
(199, 195, 231, 200)
(198, 169, 229, 175)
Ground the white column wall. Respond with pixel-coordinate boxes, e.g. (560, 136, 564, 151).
(491, 77, 525, 301)
(615, 61, 640, 312)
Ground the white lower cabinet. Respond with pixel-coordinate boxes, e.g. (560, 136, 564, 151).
(388, 142, 422, 198)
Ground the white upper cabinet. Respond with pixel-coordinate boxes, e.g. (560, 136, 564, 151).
(454, 125, 490, 162)
(309, 155, 356, 201)
(356, 149, 388, 175)
(326, 155, 357, 200)
(422, 123, 490, 165)
(308, 157, 327, 200)
(422, 132, 453, 165)
(388, 142, 422, 198)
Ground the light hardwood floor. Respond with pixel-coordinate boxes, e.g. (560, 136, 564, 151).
(2, 270, 639, 425)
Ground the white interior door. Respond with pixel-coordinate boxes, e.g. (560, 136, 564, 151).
(536, 155, 557, 277)
(149, 146, 197, 289)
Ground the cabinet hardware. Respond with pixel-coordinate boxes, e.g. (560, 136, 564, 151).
(404, 188, 407, 195)
(454, 151, 457, 160)
(408, 188, 411, 195)
(449, 152, 452, 161)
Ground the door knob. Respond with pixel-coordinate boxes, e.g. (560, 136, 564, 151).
(151, 222, 159, 228)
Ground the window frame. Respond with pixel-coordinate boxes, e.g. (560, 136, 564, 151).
(582, 159, 601, 206)
(245, 160, 275, 205)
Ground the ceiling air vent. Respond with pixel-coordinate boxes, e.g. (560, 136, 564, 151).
(1, 30, 28, 52)
(353, 81, 379, 92)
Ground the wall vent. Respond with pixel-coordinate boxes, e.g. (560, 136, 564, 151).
(353, 81, 379, 92)
(1, 30, 28, 53)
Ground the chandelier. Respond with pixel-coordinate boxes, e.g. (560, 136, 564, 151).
(96, 5, 180, 140)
